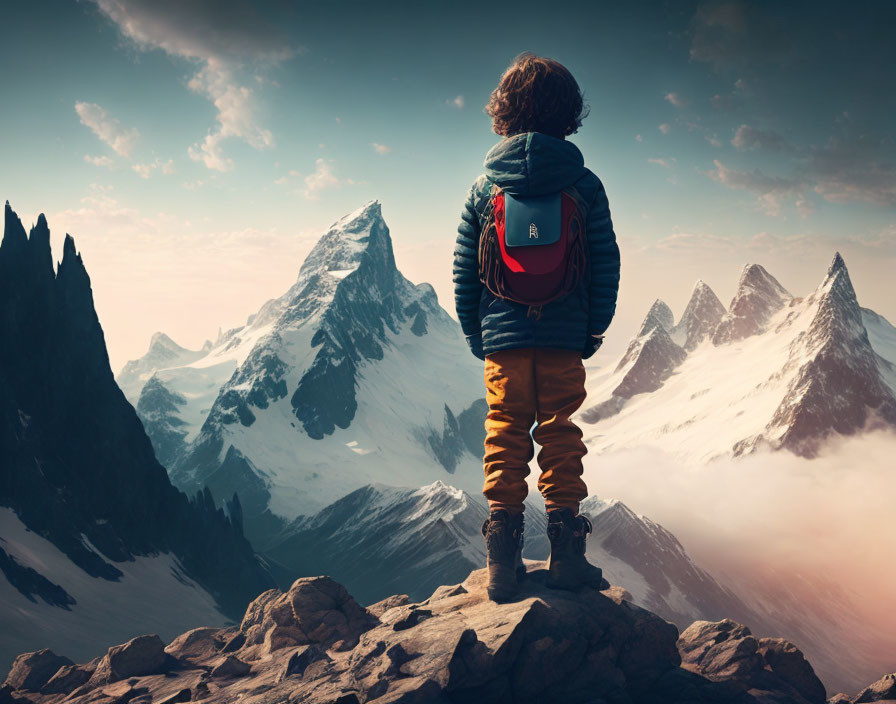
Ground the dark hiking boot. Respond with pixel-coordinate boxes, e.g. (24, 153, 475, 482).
(481, 510, 525, 602)
(546, 508, 604, 590)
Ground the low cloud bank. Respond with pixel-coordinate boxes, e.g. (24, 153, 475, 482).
(577, 431, 896, 633)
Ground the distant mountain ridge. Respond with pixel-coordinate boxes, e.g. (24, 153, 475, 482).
(581, 253, 896, 460)
(261, 479, 756, 633)
(118, 201, 486, 544)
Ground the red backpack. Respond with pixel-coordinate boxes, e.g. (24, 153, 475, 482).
(478, 183, 588, 318)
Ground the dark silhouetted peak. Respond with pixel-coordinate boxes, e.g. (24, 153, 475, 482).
(712, 263, 791, 344)
(27, 213, 54, 282)
(57, 234, 90, 294)
(636, 299, 674, 337)
(0, 209, 276, 621)
(672, 280, 727, 351)
(1, 200, 28, 264)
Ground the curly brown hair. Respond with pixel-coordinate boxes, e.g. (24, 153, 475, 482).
(486, 53, 589, 139)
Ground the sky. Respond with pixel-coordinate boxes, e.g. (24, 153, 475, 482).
(1, 0, 894, 371)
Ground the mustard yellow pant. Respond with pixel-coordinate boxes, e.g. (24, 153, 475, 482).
(482, 347, 588, 514)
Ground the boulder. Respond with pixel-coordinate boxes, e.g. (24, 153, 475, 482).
(240, 576, 377, 655)
(40, 664, 92, 694)
(367, 593, 411, 618)
(678, 619, 763, 681)
(3, 649, 73, 692)
(164, 627, 222, 664)
(758, 637, 826, 703)
(680, 619, 828, 704)
(854, 672, 896, 702)
(88, 634, 167, 684)
(210, 655, 250, 679)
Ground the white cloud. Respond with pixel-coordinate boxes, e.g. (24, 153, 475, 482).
(448, 95, 464, 109)
(273, 169, 302, 186)
(664, 91, 686, 107)
(370, 142, 391, 155)
(303, 158, 357, 200)
(84, 154, 115, 168)
(74, 102, 139, 156)
(731, 124, 790, 151)
(579, 434, 896, 652)
(658, 123, 671, 134)
(131, 158, 175, 179)
(647, 157, 676, 169)
(92, 0, 296, 172)
(186, 60, 274, 172)
(706, 159, 805, 216)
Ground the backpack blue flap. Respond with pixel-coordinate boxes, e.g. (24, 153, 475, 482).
(504, 192, 562, 248)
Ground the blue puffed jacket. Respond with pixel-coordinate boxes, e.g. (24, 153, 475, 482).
(452, 132, 621, 360)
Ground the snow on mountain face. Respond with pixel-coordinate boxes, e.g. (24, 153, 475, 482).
(670, 280, 727, 351)
(712, 263, 791, 344)
(580, 253, 896, 461)
(118, 201, 485, 539)
(634, 299, 674, 339)
(743, 254, 896, 455)
(263, 481, 549, 605)
(117, 333, 212, 402)
(583, 299, 688, 423)
(0, 508, 227, 673)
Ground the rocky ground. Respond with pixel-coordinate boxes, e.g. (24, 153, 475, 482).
(2, 562, 892, 704)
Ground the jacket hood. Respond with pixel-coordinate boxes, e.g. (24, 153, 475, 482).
(483, 132, 587, 196)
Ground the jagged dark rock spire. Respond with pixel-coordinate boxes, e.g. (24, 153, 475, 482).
(0, 202, 276, 619)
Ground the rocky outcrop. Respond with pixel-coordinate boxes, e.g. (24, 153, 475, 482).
(3, 650, 72, 693)
(678, 619, 826, 703)
(828, 672, 896, 703)
(2, 564, 846, 704)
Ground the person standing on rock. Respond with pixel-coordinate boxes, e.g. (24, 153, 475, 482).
(453, 53, 621, 601)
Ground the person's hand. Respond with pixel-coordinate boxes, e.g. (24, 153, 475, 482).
(466, 332, 485, 361)
(582, 334, 604, 359)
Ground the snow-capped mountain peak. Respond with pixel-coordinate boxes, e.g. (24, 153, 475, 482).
(754, 252, 896, 455)
(670, 280, 727, 351)
(712, 263, 792, 344)
(298, 199, 391, 283)
(637, 299, 674, 337)
(581, 253, 896, 461)
(118, 201, 485, 540)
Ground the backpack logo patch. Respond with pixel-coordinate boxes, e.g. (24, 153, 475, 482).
(529, 222, 538, 239)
